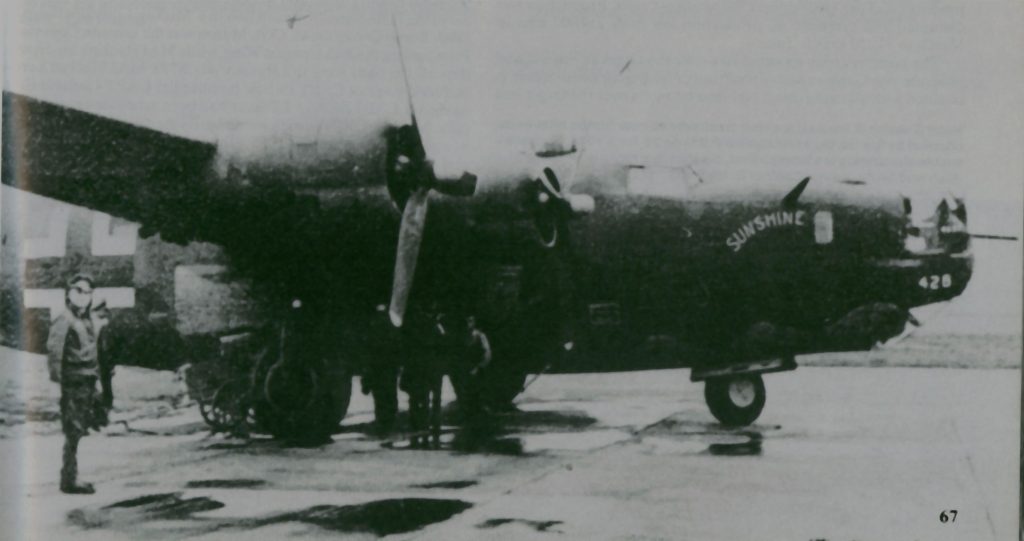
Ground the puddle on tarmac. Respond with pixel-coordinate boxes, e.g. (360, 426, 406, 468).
(367, 414, 532, 456)
(253, 498, 473, 535)
(345, 402, 594, 425)
(71, 494, 472, 537)
(451, 429, 526, 455)
(640, 420, 767, 457)
(411, 480, 478, 489)
(501, 409, 598, 430)
(382, 429, 528, 456)
(336, 406, 605, 459)
(707, 432, 762, 456)
(643, 416, 780, 435)
(104, 492, 224, 516)
(371, 408, 601, 456)
(185, 479, 267, 489)
(69, 492, 225, 529)
(202, 441, 252, 451)
(478, 517, 565, 532)
(344, 408, 596, 436)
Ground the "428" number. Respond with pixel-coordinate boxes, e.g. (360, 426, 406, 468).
(918, 274, 952, 290)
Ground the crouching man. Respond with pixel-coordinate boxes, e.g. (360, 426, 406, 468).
(46, 274, 112, 494)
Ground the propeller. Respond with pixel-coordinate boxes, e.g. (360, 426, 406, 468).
(386, 16, 477, 328)
(533, 167, 571, 248)
(530, 145, 594, 249)
(384, 120, 479, 328)
(526, 150, 594, 353)
(388, 183, 429, 327)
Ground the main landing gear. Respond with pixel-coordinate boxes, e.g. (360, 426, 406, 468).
(193, 327, 353, 444)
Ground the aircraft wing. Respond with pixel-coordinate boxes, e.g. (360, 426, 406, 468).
(2, 90, 402, 305)
(2, 90, 224, 242)
(1, 91, 355, 246)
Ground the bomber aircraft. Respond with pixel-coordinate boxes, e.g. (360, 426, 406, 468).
(2, 19, 998, 440)
(1, 84, 982, 441)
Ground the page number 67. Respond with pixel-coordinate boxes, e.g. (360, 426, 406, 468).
(939, 510, 958, 523)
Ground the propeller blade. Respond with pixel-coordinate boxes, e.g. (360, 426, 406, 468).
(392, 13, 418, 128)
(432, 171, 478, 197)
(388, 187, 430, 327)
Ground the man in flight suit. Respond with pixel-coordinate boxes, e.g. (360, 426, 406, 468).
(47, 274, 112, 494)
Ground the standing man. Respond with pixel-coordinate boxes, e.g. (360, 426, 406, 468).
(399, 310, 448, 448)
(91, 298, 115, 411)
(46, 274, 112, 494)
(363, 304, 400, 434)
(450, 315, 492, 423)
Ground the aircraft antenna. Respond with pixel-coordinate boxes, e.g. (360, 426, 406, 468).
(391, 13, 417, 125)
(687, 165, 706, 184)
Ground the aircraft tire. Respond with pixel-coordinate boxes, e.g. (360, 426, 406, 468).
(450, 366, 526, 413)
(254, 362, 352, 444)
(482, 367, 527, 409)
(704, 374, 766, 427)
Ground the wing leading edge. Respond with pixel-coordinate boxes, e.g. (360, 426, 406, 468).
(2, 90, 220, 243)
(2, 91, 405, 308)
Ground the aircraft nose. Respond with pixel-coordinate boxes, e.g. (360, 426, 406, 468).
(902, 194, 970, 255)
(888, 193, 974, 308)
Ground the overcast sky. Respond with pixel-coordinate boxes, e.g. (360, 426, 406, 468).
(3, 2, 1022, 212)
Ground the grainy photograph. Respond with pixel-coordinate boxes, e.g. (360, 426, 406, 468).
(1, 1, 1021, 540)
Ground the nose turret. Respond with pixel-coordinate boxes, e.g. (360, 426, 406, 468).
(892, 194, 973, 307)
(902, 195, 971, 256)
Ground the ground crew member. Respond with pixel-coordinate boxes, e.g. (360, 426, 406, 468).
(363, 305, 400, 434)
(463, 316, 492, 378)
(399, 309, 447, 448)
(46, 274, 112, 494)
(451, 315, 492, 423)
(91, 298, 115, 411)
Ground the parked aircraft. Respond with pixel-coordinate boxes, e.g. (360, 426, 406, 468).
(1, 84, 984, 440)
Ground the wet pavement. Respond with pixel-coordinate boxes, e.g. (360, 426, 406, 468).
(0, 365, 1018, 540)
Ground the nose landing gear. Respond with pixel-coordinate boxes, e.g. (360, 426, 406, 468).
(703, 374, 766, 427)
(692, 354, 795, 427)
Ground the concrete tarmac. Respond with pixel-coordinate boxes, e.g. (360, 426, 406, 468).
(1, 366, 1018, 540)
